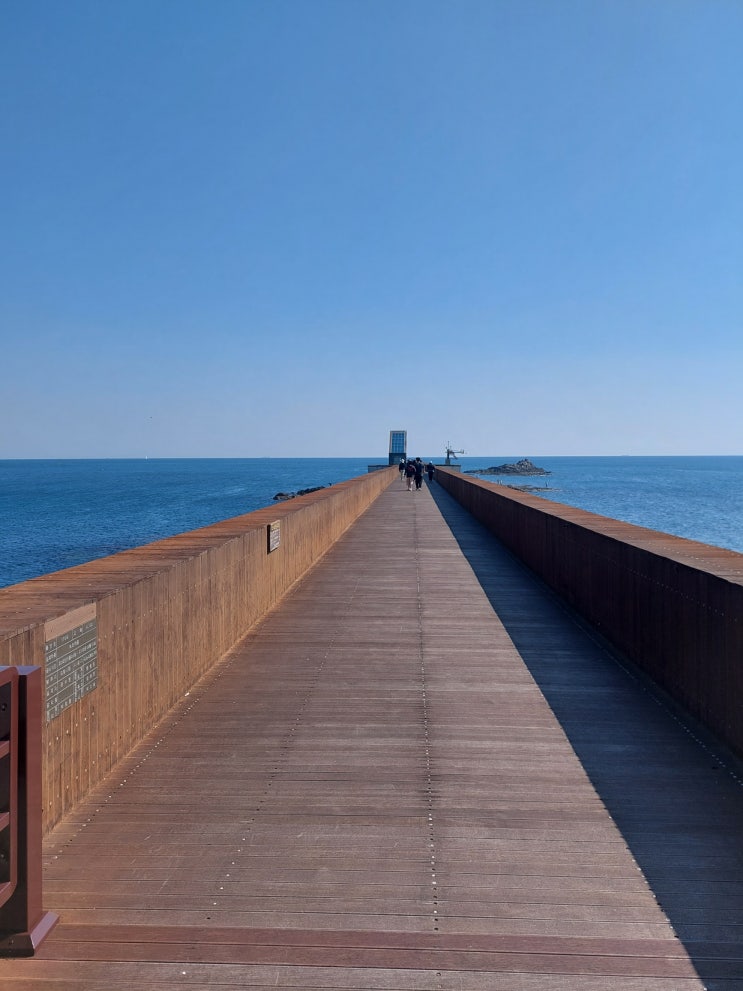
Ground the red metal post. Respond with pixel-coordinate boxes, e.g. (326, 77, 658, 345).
(0, 667, 58, 955)
(0, 667, 19, 908)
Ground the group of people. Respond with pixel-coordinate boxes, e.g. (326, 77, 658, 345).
(399, 457, 436, 491)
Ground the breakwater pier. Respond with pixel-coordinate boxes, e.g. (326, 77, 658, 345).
(1, 469, 743, 987)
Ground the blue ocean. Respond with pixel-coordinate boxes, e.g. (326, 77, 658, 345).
(1, 456, 742, 589)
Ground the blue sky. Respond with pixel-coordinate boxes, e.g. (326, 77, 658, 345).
(2, 0, 741, 458)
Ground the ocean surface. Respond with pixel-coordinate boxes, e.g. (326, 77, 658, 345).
(1, 456, 742, 589)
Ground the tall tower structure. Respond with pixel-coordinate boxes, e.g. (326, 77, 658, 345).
(388, 430, 407, 465)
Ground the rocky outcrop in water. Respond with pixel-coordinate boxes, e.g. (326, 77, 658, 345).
(273, 485, 327, 501)
(465, 458, 550, 476)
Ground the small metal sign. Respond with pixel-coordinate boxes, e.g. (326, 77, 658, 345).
(267, 520, 281, 553)
(44, 603, 98, 722)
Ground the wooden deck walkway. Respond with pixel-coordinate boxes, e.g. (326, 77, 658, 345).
(3, 478, 743, 989)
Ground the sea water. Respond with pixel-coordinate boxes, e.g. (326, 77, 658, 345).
(0, 458, 372, 588)
(1, 456, 742, 589)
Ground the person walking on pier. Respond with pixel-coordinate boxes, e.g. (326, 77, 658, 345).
(405, 459, 416, 491)
(414, 458, 424, 490)
(399, 459, 406, 483)
(426, 461, 435, 483)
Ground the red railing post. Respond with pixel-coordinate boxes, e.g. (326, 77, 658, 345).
(0, 667, 58, 955)
(0, 667, 19, 909)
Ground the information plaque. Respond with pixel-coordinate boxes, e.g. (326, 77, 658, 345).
(267, 520, 281, 553)
(44, 603, 98, 722)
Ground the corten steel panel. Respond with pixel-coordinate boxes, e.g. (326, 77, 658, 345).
(437, 468, 743, 760)
(0, 481, 713, 988)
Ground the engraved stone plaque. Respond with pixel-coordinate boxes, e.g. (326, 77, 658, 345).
(44, 603, 98, 722)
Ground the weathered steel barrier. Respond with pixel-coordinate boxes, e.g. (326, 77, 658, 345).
(0, 469, 396, 835)
(0, 667, 58, 954)
(436, 468, 743, 760)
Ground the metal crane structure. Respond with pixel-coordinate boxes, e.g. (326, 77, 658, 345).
(444, 443, 465, 466)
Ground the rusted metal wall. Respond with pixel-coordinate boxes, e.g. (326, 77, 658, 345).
(436, 469, 743, 758)
(0, 468, 396, 834)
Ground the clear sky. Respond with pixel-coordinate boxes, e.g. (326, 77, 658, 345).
(2, 0, 741, 458)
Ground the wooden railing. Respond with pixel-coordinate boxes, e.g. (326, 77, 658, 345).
(436, 468, 743, 760)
